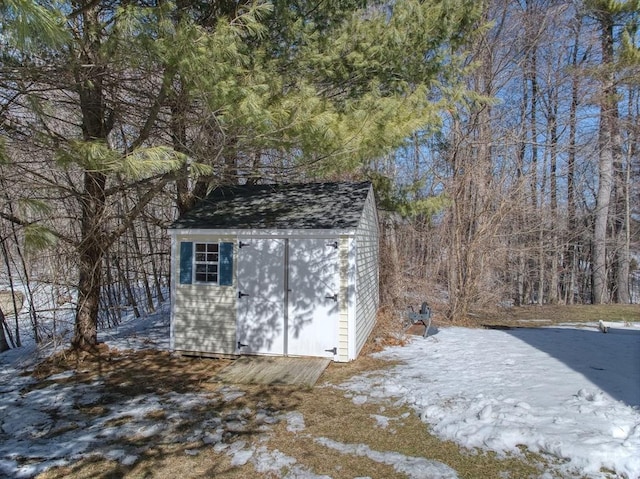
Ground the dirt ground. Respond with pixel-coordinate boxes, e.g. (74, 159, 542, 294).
(30, 344, 548, 479)
(26, 304, 639, 478)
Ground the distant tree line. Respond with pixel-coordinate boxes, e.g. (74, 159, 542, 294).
(377, 0, 639, 318)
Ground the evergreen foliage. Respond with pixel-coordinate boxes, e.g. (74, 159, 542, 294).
(0, 0, 483, 347)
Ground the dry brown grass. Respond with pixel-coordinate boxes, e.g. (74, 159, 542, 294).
(31, 345, 230, 395)
(32, 342, 550, 479)
(16, 297, 632, 478)
(473, 304, 640, 328)
(37, 301, 624, 479)
(359, 305, 409, 356)
(274, 364, 545, 479)
(0, 289, 24, 316)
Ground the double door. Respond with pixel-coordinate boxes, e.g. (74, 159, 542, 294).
(236, 238, 339, 358)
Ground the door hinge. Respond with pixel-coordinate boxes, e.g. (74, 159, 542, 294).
(325, 347, 337, 355)
(325, 293, 338, 302)
(326, 241, 338, 249)
(237, 341, 248, 349)
(238, 291, 250, 298)
(239, 241, 250, 248)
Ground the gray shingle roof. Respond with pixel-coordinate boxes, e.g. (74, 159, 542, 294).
(170, 181, 373, 230)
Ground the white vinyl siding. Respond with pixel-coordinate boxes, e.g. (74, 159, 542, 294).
(337, 236, 351, 361)
(354, 189, 380, 356)
(172, 236, 236, 355)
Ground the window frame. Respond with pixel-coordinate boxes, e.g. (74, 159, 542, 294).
(192, 242, 220, 284)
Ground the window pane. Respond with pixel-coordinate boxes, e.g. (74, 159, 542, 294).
(193, 242, 219, 283)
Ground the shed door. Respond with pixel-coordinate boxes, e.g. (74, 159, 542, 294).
(236, 239, 285, 355)
(287, 238, 339, 358)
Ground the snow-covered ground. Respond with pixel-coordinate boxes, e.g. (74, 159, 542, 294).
(1, 307, 639, 478)
(341, 323, 640, 478)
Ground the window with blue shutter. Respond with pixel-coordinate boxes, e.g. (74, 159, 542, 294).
(219, 242, 233, 285)
(179, 242, 193, 284)
(179, 241, 233, 285)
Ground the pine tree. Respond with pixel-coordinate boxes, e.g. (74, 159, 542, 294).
(1, 0, 482, 349)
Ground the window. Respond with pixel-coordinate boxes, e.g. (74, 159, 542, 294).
(179, 241, 233, 286)
(194, 242, 219, 283)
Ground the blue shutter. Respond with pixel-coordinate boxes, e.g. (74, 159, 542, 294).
(179, 242, 193, 284)
(219, 242, 234, 286)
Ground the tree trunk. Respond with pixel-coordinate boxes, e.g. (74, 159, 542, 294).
(613, 135, 631, 303)
(446, 5, 495, 320)
(143, 218, 165, 305)
(118, 251, 140, 319)
(74, 254, 102, 349)
(8, 217, 39, 342)
(566, 21, 581, 305)
(380, 213, 402, 307)
(133, 229, 156, 314)
(611, 85, 632, 303)
(549, 91, 559, 304)
(592, 11, 616, 304)
(72, 171, 107, 350)
(71, 2, 112, 349)
(0, 238, 21, 347)
(0, 307, 10, 353)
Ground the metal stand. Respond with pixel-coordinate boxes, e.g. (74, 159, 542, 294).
(407, 302, 432, 338)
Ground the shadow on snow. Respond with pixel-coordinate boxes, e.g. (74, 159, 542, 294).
(500, 326, 640, 408)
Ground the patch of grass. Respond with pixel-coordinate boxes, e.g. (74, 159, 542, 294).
(360, 306, 410, 356)
(35, 343, 555, 479)
(32, 352, 552, 479)
(39, 455, 128, 479)
(103, 415, 134, 428)
(45, 422, 82, 437)
(475, 304, 640, 328)
(33, 347, 231, 393)
(145, 409, 167, 420)
(270, 365, 546, 479)
(77, 405, 108, 416)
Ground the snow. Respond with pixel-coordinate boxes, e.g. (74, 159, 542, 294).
(339, 323, 640, 479)
(284, 411, 306, 432)
(316, 437, 459, 479)
(1, 298, 639, 478)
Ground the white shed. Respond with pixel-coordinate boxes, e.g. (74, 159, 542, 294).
(168, 181, 379, 362)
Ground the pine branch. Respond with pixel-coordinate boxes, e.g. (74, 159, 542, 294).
(128, 68, 174, 151)
(104, 171, 178, 249)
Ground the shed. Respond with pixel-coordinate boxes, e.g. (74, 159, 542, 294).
(168, 181, 379, 362)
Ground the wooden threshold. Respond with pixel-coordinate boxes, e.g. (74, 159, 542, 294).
(213, 356, 331, 387)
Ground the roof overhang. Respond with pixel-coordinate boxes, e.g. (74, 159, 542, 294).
(167, 228, 358, 238)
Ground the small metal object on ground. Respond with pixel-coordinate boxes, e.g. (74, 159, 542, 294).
(407, 301, 432, 338)
(213, 356, 331, 387)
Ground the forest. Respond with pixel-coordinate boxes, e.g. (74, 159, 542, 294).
(0, 0, 639, 352)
